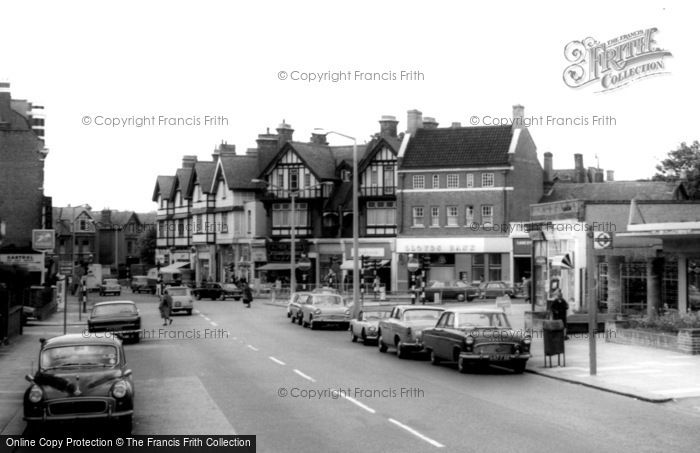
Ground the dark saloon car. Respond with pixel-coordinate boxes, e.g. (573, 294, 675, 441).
(130, 275, 156, 294)
(478, 281, 515, 299)
(425, 280, 479, 302)
(192, 282, 242, 301)
(422, 307, 531, 373)
(23, 334, 135, 433)
(87, 301, 141, 343)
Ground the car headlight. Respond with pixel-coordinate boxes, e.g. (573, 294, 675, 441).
(344, 309, 350, 315)
(28, 385, 43, 403)
(111, 380, 128, 399)
(314, 308, 322, 315)
(415, 330, 422, 342)
(465, 336, 475, 345)
(523, 336, 532, 345)
(368, 326, 376, 332)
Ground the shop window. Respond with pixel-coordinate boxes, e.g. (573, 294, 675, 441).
(621, 262, 647, 315)
(473, 254, 485, 282)
(488, 253, 502, 281)
(662, 259, 678, 311)
(597, 262, 609, 305)
(689, 258, 700, 311)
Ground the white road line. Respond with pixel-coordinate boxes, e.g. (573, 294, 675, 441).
(293, 369, 316, 383)
(388, 418, 444, 448)
(203, 316, 211, 321)
(247, 345, 259, 351)
(269, 356, 286, 366)
(210, 321, 218, 327)
(332, 391, 376, 414)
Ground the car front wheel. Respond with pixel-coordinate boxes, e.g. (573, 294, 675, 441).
(457, 357, 469, 374)
(378, 335, 388, 353)
(396, 340, 408, 359)
(429, 350, 441, 366)
(350, 328, 358, 342)
(457, 294, 465, 302)
(218, 293, 226, 301)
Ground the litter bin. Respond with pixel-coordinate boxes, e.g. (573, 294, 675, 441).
(543, 319, 565, 367)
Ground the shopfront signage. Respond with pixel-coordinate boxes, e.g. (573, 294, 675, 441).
(0, 254, 44, 272)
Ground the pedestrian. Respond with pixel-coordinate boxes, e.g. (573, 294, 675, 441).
(159, 290, 172, 326)
(242, 280, 253, 308)
(550, 289, 569, 340)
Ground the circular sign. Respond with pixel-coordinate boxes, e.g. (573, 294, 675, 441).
(407, 258, 419, 272)
(594, 232, 612, 248)
(298, 258, 312, 272)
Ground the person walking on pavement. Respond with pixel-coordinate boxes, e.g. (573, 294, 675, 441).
(159, 290, 172, 326)
(550, 289, 569, 340)
(242, 280, 253, 308)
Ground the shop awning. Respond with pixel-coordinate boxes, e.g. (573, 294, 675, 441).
(257, 263, 299, 271)
(340, 259, 389, 270)
(551, 254, 573, 269)
(159, 262, 190, 273)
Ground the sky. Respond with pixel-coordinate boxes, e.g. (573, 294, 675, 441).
(2, 0, 698, 212)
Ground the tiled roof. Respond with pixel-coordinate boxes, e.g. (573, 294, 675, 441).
(358, 137, 398, 174)
(193, 162, 217, 194)
(137, 212, 157, 226)
(540, 181, 687, 203)
(175, 167, 194, 197)
(152, 175, 176, 201)
(221, 155, 260, 190)
(401, 126, 513, 169)
(325, 181, 354, 212)
(289, 142, 338, 180)
(551, 169, 579, 182)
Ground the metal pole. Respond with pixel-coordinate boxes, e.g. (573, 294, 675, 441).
(587, 233, 597, 375)
(352, 139, 360, 319)
(290, 191, 296, 293)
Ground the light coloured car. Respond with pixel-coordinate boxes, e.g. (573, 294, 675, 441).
(287, 291, 312, 323)
(349, 306, 393, 344)
(163, 286, 194, 315)
(377, 305, 444, 358)
(99, 278, 121, 296)
(299, 294, 350, 330)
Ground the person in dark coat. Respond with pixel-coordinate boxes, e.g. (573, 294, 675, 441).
(159, 290, 172, 326)
(242, 281, 253, 308)
(550, 289, 569, 339)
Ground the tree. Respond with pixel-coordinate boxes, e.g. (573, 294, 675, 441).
(137, 226, 157, 265)
(653, 141, 700, 198)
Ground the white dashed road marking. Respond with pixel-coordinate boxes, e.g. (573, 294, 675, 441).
(293, 369, 316, 383)
(247, 345, 259, 351)
(331, 390, 376, 414)
(210, 321, 218, 327)
(269, 356, 286, 366)
(388, 418, 444, 448)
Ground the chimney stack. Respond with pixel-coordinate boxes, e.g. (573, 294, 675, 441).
(256, 129, 280, 171)
(406, 109, 423, 135)
(101, 208, 112, 226)
(422, 117, 439, 129)
(0, 82, 11, 127)
(512, 104, 525, 130)
(182, 155, 198, 169)
(594, 169, 604, 183)
(379, 115, 399, 138)
(544, 152, 553, 182)
(276, 120, 294, 145)
(606, 170, 615, 182)
(451, 122, 462, 128)
(218, 142, 236, 157)
(574, 154, 585, 182)
(310, 131, 328, 145)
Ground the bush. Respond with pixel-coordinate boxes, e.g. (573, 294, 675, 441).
(628, 311, 700, 333)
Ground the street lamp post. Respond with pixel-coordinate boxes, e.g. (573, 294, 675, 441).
(314, 130, 359, 318)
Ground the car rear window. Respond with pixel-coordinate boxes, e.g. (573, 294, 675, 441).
(41, 345, 119, 369)
(361, 311, 390, 321)
(92, 304, 137, 317)
(312, 295, 344, 305)
(168, 288, 190, 296)
(403, 309, 442, 321)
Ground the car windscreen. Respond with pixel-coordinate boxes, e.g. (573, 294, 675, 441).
(92, 304, 137, 317)
(361, 311, 390, 321)
(403, 309, 442, 321)
(104, 279, 119, 285)
(457, 312, 510, 328)
(167, 288, 190, 296)
(312, 295, 344, 305)
(222, 284, 239, 290)
(41, 345, 119, 369)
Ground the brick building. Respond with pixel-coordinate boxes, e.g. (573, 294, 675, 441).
(395, 106, 543, 291)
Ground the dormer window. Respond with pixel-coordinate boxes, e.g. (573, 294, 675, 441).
(341, 170, 351, 182)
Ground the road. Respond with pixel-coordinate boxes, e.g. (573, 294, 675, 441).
(9, 292, 700, 452)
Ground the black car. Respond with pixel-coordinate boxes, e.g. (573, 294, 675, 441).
(87, 301, 141, 343)
(23, 334, 135, 433)
(192, 282, 242, 301)
(130, 275, 157, 294)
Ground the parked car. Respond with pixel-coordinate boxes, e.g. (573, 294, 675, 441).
(287, 291, 312, 322)
(311, 287, 339, 294)
(163, 286, 194, 315)
(424, 280, 478, 302)
(349, 305, 393, 344)
(299, 293, 350, 330)
(99, 278, 121, 296)
(377, 305, 444, 358)
(23, 334, 134, 433)
(422, 307, 531, 373)
(88, 301, 141, 343)
(130, 275, 156, 294)
(192, 282, 241, 300)
(478, 281, 515, 299)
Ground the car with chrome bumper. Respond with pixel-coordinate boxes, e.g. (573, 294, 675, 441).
(377, 305, 444, 358)
(349, 305, 393, 345)
(299, 294, 350, 330)
(425, 280, 478, 302)
(87, 301, 141, 343)
(422, 307, 531, 373)
(23, 334, 134, 433)
(287, 291, 311, 323)
(163, 287, 194, 315)
(99, 279, 121, 296)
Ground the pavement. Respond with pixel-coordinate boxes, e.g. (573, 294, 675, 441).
(265, 294, 700, 403)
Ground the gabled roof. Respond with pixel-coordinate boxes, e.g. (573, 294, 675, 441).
(358, 137, 398, 174)
(401, 125, 513, 169)
(52, 206, 95, 234)
(137, 212, 157, 226)
(152, 175, 176, 202)
(220, 155, 260, 190)
(192, 161, 217, 194)
(540, 181, 687, 203)
(260, 141, 369, 181)
(175, 167, 194, 198)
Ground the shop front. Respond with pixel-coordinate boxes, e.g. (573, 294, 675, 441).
(341, 241, 394, 293)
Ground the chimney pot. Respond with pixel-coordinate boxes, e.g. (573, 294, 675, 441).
(544, 152, 553, 182)
(276, 120, 294, 145)
(512, 104, 525, 130)
(422, 117, 439, 129)
(606, 170, 615, 182)
(574, 154, 585, 183)
(451, 122, 462, 128)
(182, 155, 198, 169)
(310, 132, 328, 145)
(379, 115, 399, 138)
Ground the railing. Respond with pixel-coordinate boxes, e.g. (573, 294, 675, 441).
(360, 186, 396, 197)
